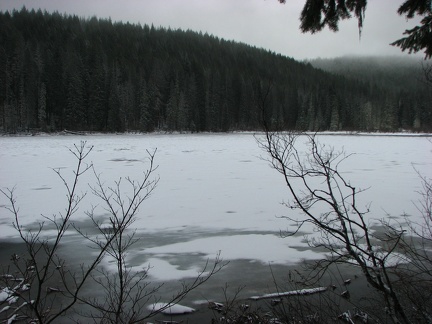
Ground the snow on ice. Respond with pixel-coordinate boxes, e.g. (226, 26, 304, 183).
(0, 133, 431, 283)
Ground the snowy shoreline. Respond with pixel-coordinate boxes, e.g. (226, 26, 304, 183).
(1, 129, 432, 138)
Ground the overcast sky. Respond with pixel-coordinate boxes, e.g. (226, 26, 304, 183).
(0, 0, 425, 60)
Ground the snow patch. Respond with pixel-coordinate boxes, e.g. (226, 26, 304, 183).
(141, 234, 323, 265)
(147, 302, 195, 315)
(135, 258, 207, 281)
(250, 287, 328, 300)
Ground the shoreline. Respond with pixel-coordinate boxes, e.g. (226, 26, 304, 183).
(1, 129, 432, 138)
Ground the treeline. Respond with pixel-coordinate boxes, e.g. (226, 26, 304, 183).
(309, 56, 430, 99)
(1, 8, 431, 133)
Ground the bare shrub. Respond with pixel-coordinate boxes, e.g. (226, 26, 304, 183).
(257, 130, 432, 323)
(0, 141, 224, 323)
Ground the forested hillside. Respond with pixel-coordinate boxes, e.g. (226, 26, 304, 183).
(1, 8, 431, 133)
(310, 56, 428, 97)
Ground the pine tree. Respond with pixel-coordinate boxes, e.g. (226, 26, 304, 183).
(177, 90, 189, 131)
(107, 64, 122, 131)
(166, 79, 179, 131)
(381, 96, 398, 131)
(329, 93, 340, 131)
(139, 80, 152, 132)
(38, 82, 47, 130)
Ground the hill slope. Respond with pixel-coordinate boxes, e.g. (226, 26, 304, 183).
(1, 8, 431, 132)
(310, 56, 427, 93)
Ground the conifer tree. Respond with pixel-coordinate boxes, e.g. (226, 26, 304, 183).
(38, 82, 47, 130)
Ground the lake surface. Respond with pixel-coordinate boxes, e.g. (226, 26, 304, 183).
(1, 133, 431, 316)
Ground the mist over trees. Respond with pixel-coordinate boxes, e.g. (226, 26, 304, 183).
(309, 56, 432, 130)
(1, 8, 431, 133)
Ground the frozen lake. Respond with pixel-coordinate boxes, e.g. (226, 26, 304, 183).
(1, 132, 431, 305)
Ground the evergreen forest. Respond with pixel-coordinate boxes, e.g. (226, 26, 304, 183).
(1, 8, 431, 133)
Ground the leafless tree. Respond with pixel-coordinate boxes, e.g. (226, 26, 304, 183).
(0, 142, 98, 323)
(0, 141, 224, 323)
(74, 158, 224, 323)
(256, 130, 419, 323)
(385, 169, 432, 322)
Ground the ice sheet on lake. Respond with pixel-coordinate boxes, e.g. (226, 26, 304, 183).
(141, 234, 323, 266)
(1, 133, 431, 281)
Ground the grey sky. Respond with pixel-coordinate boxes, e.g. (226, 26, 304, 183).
(0, 0, 424, 60)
